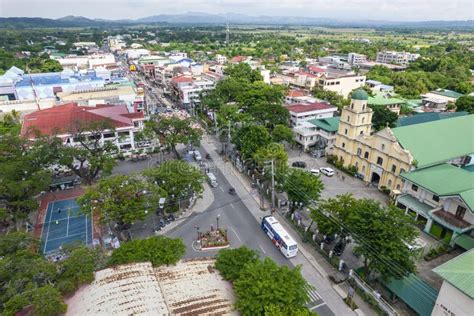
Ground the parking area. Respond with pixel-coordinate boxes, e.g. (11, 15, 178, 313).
(286, 148, 388, 204)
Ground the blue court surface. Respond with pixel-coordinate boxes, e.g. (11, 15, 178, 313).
(41, 198, 92, 254)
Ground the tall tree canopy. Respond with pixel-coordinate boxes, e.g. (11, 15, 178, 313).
(282, 168, 324, 209)
(233, 125, 272, 160)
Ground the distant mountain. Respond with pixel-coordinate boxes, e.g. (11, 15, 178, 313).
(0, 13, 473, 30)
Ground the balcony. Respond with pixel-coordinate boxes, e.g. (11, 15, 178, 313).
(430, 209, 472, 233)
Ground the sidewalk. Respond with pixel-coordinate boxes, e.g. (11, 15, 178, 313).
(201, 137, 356, 316)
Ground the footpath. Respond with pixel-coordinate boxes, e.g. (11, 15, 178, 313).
(200, 136, 357, 316)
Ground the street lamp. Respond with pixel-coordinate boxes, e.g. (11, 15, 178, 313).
(216, 214, 220, 231)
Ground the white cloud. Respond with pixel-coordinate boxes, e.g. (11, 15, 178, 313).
(0, 0, 473, 21)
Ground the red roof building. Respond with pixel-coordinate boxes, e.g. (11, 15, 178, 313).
(230, 55, 247, 64)
(21, 103, 147, 152)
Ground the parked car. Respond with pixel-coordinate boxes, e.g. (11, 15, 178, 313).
(292, 161, 307, 169)
(310, 168, 320, 176)
(194, 150, 202, 162)
(320, 167, 335, 177)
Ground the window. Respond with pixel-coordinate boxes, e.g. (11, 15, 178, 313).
(362, 104, 366, 110)
(355, 162, 359, 168)
(391, 165, 396, 173)
(396, 184, 401, 190)
(432, 195, 439, 202)
(377, 157, 383, 165)
(357, 148, 362, 156)
(388, 180, 392, 187)
(455, 206, 466, 219)
(342, 142, 345, 148)
(364, 151, 369, 159)
(360, 131, 364, 135)
(362, 166, 366, 172)
(411, 184, 418, 192)
(381, 144, 385, 150)
(400, 168, 406, 174)
(362, 117, 365, 123)
(347, 116, 350, 122)
(344, 128, 348, 135)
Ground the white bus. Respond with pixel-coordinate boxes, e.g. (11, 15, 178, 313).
(261, 216, 298, 258)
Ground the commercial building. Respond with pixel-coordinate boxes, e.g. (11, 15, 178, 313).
(431, 250, 474, 316)
(376, 51, 420, 66)
(21, 103, 148, 153)
(66, 259, 236, 315)
(286, 102, 337, 127)
(178, 80, 215, 107)
(316, 74, 366, 98)
(52, 53, 116, 70)
(331, 89, 474, 194)
(215, 54, 227, 64)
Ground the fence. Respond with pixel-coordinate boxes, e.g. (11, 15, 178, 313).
(348, 270, 399, 316)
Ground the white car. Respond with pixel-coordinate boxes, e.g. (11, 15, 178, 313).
(319, 167, 335, 177)
(194, 150, 202, 161)
(310, 168, 320, 176)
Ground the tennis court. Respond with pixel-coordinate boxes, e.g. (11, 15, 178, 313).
(41, 198, 92, 254)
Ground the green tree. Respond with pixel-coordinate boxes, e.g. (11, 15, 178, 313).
(369, 104, 399, 131)
(271, 124, 293, 144)
(0, 110, 21, 135)
(143, 160, 204, 211)
(233, 125, 272, 160)
(264, 304, 316, 316)
(283, 168, 324, 209)
(54, 119, 118, 185)
(56, 246, 98, 295)
(234, 258, 309, 315)
(78, 174, 164, 230)
(310, 194, 358, 237)
(253, 143, 289, 176)
(455, 95, 474, 114)
(215, 247, 259, 282)
(347, 200, 417, 281)
(30, 285, 67, 316)
(147, 114, 203, 158)
(108, 236, 185, 267)
(225, 63, 263, 83)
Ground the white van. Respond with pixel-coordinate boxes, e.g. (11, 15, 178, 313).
(206, 172, 218, 187)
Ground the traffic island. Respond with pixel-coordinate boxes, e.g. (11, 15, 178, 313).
(197, 228, 230, 251)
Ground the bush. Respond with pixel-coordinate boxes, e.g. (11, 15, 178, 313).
(109, 236, 185, 267)
(424, 244, 449, 261)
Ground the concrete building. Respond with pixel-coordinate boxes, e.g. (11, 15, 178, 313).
(215, 54, 227, 64)
(293, 116, 340, 152)
(431, 250, 474, 316)
(52, 53, 116, 70)
(421, 89, 463, 111)
(368, 94, 405, 115)
(126, 49, 150, 60)
(376, 51, 420, 66)
(178, 80, 215, 107)
(331, 89, 474, 193)
(317, 74, 366, 98)
(366, 80, 394, 93)
(286, 102, 337, 127)
(21, 103, 148, 153)
(348, 53, 367, 66)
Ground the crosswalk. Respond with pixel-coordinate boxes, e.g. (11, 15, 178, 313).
(305, 285, 324, 311)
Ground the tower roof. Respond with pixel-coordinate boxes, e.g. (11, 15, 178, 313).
(352, 89, 368, 101)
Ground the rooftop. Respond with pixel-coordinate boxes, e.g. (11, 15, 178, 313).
(368, 94, 404, 106)
(307, 116, 340, 132)
(21, 103, 143, 138)
(352, 89, 368, 101)
(66, 259, 236, 315)
(431, 89, 464, 99)
(286, 102, 335, 114)
(395, 112, 469, 127)
(400, 163, 474, 211)
(392, 114, 474, 168)
(432, 249, 474, 299)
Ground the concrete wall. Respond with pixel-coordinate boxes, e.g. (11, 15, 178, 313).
(432, 281, 473, 316)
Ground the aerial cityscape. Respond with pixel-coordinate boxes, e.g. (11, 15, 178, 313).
(0, 1, 473, 315)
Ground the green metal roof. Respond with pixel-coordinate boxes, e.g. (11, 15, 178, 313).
(433, 249, 474, 298)
(397, 194, 434, 216)
(454, 234, 474, 250)
(404, 99, 423, 108)
(396, 112, 469, 127)
(352, 89, 368, 100)
(400, 164, 474, 212)
(384, 274, 438, 316)
(307, 117, 340, 132)
(432, 89, 464, 99)
(368, 95, 404, 106)
(392, 114, 474, 168)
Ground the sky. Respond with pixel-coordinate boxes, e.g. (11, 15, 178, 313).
(1, 0, 473, 21)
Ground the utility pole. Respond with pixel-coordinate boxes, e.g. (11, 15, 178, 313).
(270, 159, 275, 210)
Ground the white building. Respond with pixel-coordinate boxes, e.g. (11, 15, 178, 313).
(293, 117, 340, 151)
(376, 51, 420, 66)
(431, 250, 474, 316)
(215, 54, 227, 64)
(317, 74, 366, 98)
(53, 53, 116, 70)
(348, 53, 367, 66)
(285, 102, 337, 127)
(179, 80, 215, 107)
(126, 49, 151, 60)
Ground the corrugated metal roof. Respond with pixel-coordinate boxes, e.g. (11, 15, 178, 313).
(433, 249, 474, 299)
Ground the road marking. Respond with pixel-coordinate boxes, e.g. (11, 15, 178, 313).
(309, 303, 326, 310)
(219, 186, 224, 192)
(230, 227, 242, 243)
(259, 244, 267, 254)
(229, 203, 235, 209)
